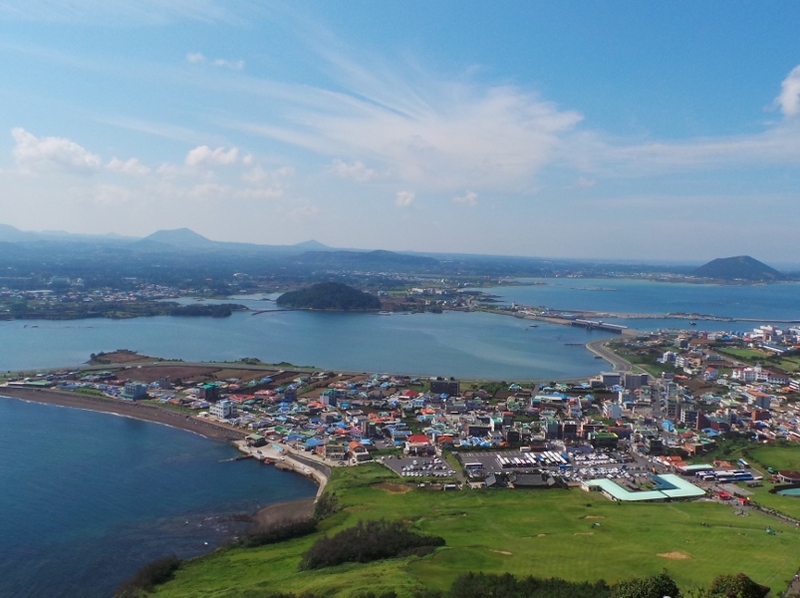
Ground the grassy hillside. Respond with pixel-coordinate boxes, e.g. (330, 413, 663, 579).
(152, 463, 800, 597)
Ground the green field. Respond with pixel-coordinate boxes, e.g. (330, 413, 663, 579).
(740, 444, 800, 520)
(749, 445, 800, 472)
(151, 463, 800, 597)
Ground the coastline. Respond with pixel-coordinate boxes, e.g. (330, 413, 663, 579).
(0, 385, 330, 492)
(1, 386, 326, 530)
(0, 387, 247, 442)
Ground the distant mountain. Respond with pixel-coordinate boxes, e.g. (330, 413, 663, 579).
(292, 239, 331, 251)
(0, 224, 31, 242)
(141, 228, 216, 249)
(692, 256, 785, 282)
(276, 282, 381, 311)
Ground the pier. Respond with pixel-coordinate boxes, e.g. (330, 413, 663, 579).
(571, 319, 628, 333)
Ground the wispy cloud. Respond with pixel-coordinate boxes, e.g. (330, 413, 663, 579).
(238, 78, 581, 193)
(0, 0, 236, 25)
(566, 119, 800, 178)
(187, 52, 245, 70)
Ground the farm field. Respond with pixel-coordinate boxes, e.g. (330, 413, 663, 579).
(153, 463, 800, 598)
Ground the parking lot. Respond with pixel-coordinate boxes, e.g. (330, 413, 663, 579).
(454, 449, 654, 484)
(380, 454, 457, 478)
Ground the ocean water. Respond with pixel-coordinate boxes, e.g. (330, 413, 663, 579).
(0, 310, 614, 381)
(0, 398, 317, 598)
(2, 281, 798, 380)
(484, 278, 800, 321)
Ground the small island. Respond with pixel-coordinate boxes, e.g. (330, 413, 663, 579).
(276, 282, 381, 311)
(692, 255, 786, 283)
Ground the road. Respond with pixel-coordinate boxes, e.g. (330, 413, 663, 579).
(585, 339, 634, 373)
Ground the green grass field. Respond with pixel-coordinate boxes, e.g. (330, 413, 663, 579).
(749, 445, 800, 472)
(151, 462, 800, 597)
(739, 444, 800, 520)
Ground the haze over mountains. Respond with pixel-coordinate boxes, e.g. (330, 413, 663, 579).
(0, 223, 796, 282)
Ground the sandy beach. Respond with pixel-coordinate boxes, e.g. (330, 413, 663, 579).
(0, 387, 247, 442)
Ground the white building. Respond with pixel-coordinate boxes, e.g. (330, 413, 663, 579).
(210, 399, 235, 419)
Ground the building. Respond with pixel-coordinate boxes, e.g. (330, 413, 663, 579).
(603, 401, 622, 421)
(324, 439, 348, 461)
(200, 383, 219, 402)
(121, 381, 147, 400)
(623, 372, 649, 390)
(348, 441, 372, 463)
(405, 434, 435, 456)
(210, 399, 234, 419)
(430, 378, 460, 396)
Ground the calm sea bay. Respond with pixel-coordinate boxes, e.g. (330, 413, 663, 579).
(0, 398, 317, 598)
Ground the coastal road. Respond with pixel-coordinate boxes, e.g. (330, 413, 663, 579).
(585, 339, 634, 373)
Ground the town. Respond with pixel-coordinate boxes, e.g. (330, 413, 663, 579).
(5, 319, 800, 507)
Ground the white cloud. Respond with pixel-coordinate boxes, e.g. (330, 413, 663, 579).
(185, 145, 240, 166)
(775, 65, 800, 117)
(187, 52, 244, 70)
(106, 157, 150, 176)
(213, 58, 245, 70)
(395, 190, 415, 207)
(235, 67, 583, 193)
(330, 159, 378, 182)
(11, 127, 101, 174)
(452, 191, 477, 206)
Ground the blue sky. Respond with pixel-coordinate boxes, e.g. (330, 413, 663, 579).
(1, 1, 799, 262)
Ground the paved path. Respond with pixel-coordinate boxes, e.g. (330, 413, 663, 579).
(585, 339, 634, 373)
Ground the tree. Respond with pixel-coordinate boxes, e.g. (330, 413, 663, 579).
(707, 574, 769, 598)
(612, 572, 681, 598)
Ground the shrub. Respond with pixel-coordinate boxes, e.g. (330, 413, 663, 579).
(114, 555, 182, 597)
(299, 519, 445, 570)
(707, 573, 769, 598)
(449, 572, 612, 598)
(612, 572, 681, 598)
(237, 517, 317, 548)
(314, 492, 339, 520)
